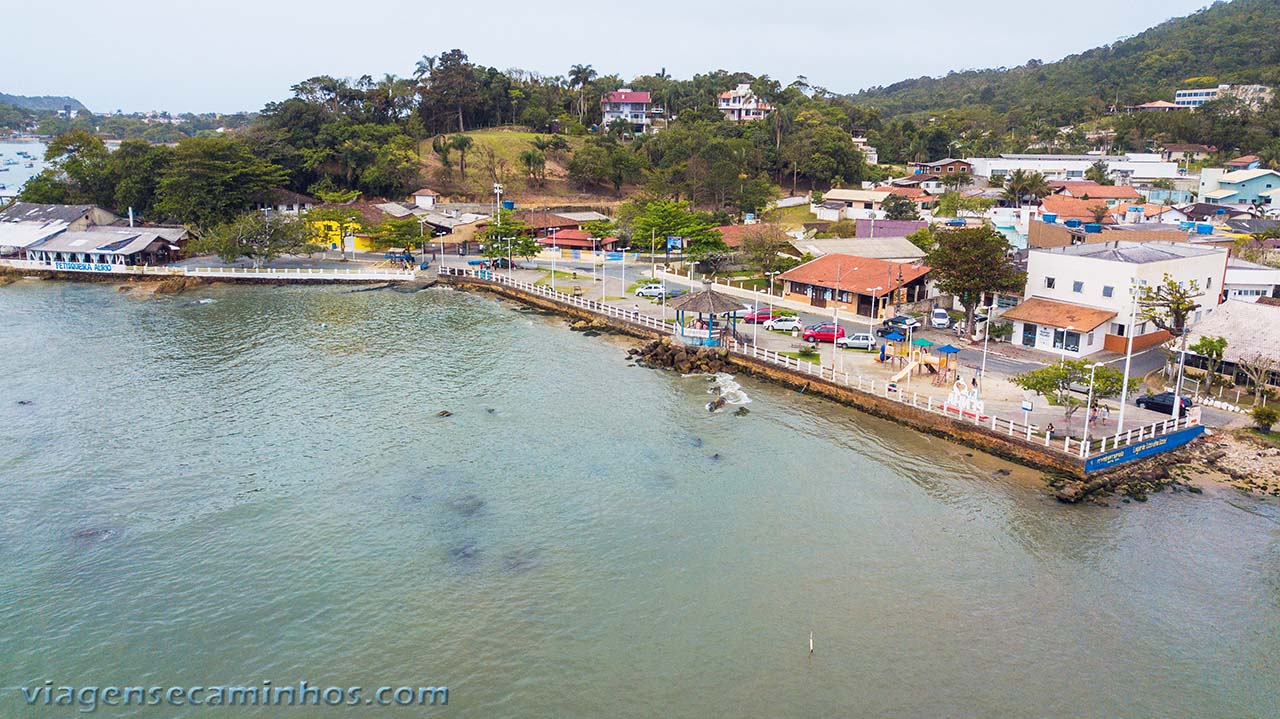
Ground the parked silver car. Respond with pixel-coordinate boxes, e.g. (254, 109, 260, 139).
(836, 332, 877, 350)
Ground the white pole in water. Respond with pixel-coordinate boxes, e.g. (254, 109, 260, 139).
(809, 631, 814, 655)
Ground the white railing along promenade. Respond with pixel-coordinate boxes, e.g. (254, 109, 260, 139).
(0, 258, 415, 281)
(440, 266, 1200, 460)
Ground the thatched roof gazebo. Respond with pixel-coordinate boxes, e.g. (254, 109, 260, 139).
(668, 288, 745, 347)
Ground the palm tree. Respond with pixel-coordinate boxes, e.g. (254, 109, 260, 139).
(568, 64, 597, 122)
(1024, 171, 1052, 204)
(1002, 169, 1030, 207)
(449, 134, 473, 178)
(413, 55, 437, 81)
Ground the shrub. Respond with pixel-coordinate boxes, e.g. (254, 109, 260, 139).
(798, 345, 819, 359)
(1252, 405, 1278, 433)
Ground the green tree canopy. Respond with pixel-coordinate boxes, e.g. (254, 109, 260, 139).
(189, 212, 322, 267)
(926, 227, 1024, 336)
(1013, 359, 1137, 429)
(155, 136, 289, 227)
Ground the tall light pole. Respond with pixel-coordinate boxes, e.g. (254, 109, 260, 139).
(1058, 325, 1075, 366)
(549, 227, 558, 293)
(978, 299, 997, 397)
(832, 263, 843, 374)
(866, 286, 882, 339)
(1116, 282, 1140, 433)
(1082, 362, 1103, 450)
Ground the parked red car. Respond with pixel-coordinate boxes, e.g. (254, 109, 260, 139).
(743, 307, 783, 324)
(802, 323, 846, 343)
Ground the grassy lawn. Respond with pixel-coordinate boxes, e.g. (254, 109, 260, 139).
(779, 350, 821, 363)
(535, 269, 587, 287)
(424, 128, 587, 169)
(1241, 428, 1280, 448)
(765, 203, 813, 230)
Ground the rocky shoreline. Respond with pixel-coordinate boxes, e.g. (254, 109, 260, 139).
(1051, 430, 1280, 504)
(626, 336, 731, 375)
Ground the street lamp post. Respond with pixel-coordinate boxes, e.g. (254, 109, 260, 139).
(1058, 325, 1075, 366)
(549, 227, 557, 293)
(1082, 362, 1103, 450)
(979, 299, 998, 397)
(1116, 282, 1140, 433)
(866, 286, 883, 339)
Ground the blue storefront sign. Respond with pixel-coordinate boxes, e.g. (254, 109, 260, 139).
(54, 261, 115, 272)
(1084, 425, 1205, 473)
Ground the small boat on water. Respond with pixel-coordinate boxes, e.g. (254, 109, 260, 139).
(24, 162, 33, 168)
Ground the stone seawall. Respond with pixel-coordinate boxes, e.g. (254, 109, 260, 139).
(727, 354, 1088, 477)
(443, 275, 666, 342)
(440, 274, 1090, 478)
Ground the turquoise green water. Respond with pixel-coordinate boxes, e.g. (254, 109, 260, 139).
(0, 281, 1277, 718)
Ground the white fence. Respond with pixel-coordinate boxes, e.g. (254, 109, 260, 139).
(0, 259, 415, 281)
(440, 266, 1199, 460)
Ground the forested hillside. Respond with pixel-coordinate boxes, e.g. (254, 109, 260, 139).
(0, 93, 87, 112)
(852, 0, 1280, 124)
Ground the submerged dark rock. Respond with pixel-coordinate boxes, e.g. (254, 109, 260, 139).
(448, 541, 480, 561)
(437, 410, 453, 417)
(501, 548, 539, 574)
(447, 494, 487, 517)
(71, 528, 116, 541)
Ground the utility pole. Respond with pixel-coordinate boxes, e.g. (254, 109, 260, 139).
(1116, 282, 1140, 433)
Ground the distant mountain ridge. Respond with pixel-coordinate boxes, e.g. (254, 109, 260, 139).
(850, 0, 1280, 123)
(0, 92, 88, 113)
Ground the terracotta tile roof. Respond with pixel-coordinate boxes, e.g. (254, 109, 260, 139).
(1054, 182, 1142, 200)
(712, 224, 782, 248)
(1226, 154, 1260, 167)
(1001, 297, 1116, 331)
(1108, 203, 1176, 220)
(1040, 194, 1116, 223)
(778, 253, 929, 296)
(881, 186, 927, 199)
(412, 187, 440, 196)
(537, 230, 621, 249)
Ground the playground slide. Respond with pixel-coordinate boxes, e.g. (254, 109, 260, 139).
(890, 362, 919, 383)
(919, 356, 940, 373)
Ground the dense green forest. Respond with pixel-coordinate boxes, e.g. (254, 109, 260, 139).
(852, 0, 1280, 123)
(0, 93, 87, 113)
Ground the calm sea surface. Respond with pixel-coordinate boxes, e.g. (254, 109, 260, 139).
(0, 140, 47, 195)
(0, 281, 1277, 718)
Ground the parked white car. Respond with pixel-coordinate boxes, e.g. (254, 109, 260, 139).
(836, 332, 877, 350)
(763, 316, 803, 332)
(930, 308, 953, 329)
(635, 284, 671, 298)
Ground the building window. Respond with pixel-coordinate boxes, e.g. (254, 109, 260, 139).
(1102, 285, 1114, 298)
(1072, 281, 1084, 293)
(1053, 329, 1081, 352)
(1045, 277, 1056, 289)
(1206, 277, 1213, 289)
(1087, 331, 1095, 345)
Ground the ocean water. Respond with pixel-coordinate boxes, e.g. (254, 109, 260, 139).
(0, 140, 47, 195)
(0, 281, 1277, 718)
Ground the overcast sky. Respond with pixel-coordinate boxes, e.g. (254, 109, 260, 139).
(2, 0, 1211, 113)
